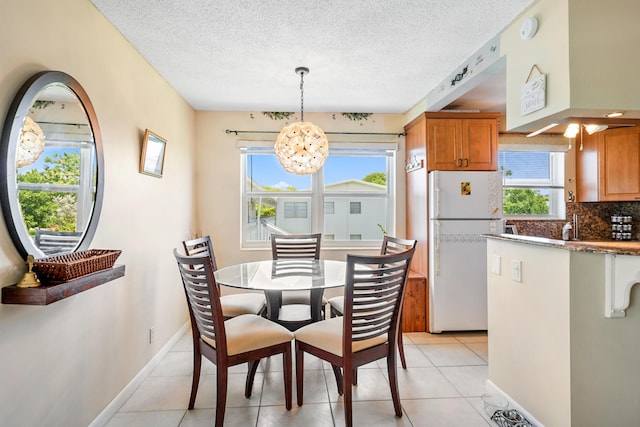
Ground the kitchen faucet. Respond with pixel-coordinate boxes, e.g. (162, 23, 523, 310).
(562, 214, 580, 241)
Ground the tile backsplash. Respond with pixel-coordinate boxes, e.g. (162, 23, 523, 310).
(507, 201, 640, 241)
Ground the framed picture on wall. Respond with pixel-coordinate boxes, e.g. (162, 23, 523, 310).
(140, 129, 166, 177)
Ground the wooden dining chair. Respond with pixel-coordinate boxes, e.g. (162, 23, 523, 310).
(327, 235, 417, 369)
(294, 248, 416, 427)
(183, 236, 266, 319)
(173, 249, 294, 427)
(270, 233, 326, 329)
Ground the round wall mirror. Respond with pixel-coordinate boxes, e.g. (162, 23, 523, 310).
(0, 71, 104, 259)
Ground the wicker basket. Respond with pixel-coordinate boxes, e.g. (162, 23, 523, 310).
(33, 249, 122, 284)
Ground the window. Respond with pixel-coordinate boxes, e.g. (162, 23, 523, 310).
(240, 142, 396, 248)
(284, 202, 307, 218)
(324, 201, 335, 214)
(499, 150, 565, 218)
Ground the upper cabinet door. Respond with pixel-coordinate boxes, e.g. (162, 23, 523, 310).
(463, 119, 498, 171)
(427, 119, 461, 170)
(425, 116, 498, 171)
(599, 127, 640, 201)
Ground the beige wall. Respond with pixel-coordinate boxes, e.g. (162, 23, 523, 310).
(502, 0, 571, 132)
(488, 238, 640, 426)
(194, 111, 407, 268)
(502, 0, 640, 132)
(487, 239, 572, 426)
(568, 0, 640, 110)
(569, 252, 640, 427)
(0, 1, 196, 425)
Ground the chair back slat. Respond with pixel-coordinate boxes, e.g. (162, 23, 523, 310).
(343, 248, 415, 346)
(271, 258, 321, 278)
(183, 236, 219, 271)
(174, 249, 226, 351)
(380, 236, 417, 256)
(271, 233, 321, 260)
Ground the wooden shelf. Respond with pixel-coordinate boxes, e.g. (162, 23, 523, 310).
(1, 264, 126, 305)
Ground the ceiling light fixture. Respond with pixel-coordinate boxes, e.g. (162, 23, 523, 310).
(606, 111, 624, 118)
(584, 124, 608, 135)
(274, 67, 328, 175)
(564, 123, 579, 138)
(526, 123, 559, 137)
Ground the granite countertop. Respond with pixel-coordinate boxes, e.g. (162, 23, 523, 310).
(484, 234, 640, 256)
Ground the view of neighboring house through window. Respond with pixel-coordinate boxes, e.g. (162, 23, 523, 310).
(240, 142, 395, 248)
(499, 150, 565, 219)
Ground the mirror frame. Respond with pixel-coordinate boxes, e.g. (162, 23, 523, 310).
(0, 71, 104, 259)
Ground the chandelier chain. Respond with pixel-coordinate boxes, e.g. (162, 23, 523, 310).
(299, 70, 304, 122)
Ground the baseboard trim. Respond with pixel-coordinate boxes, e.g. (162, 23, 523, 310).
(485, 380, 544, 427)
(89, 322, 189, 427)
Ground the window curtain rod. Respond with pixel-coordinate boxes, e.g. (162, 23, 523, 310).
(225, 129, 406, 137)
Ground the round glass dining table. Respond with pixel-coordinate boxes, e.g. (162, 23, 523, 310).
(214, 259, 346, 329)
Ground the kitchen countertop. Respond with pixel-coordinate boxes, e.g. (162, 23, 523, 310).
(484, 233, 640, 256)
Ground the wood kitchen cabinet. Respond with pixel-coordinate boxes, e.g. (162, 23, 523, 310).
(576, 126, 640, 201)
(402, 271, 427, 332)
(405, 112, 499, 171)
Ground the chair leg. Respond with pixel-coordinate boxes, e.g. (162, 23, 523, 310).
(188, 347, 202, 409)
(216, 366, 229, 427)
(352, 367, 358, 385)
(295, 341, 304, 406)
(398, 331, 407, 369)
(283, 344, 293, 410)
(343, 364, 354, 427)
(245, 360, 260, 398)
(387, 352, 402, 417)
(331, 364, 344, 395)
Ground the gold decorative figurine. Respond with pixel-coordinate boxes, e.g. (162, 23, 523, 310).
(17, 254, 41, 288)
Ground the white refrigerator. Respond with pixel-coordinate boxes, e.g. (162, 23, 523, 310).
(428, 170, 503, 333)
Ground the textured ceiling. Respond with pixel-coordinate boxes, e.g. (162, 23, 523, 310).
(89, 0, 534, 113)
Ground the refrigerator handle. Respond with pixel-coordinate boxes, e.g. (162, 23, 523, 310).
(433, 173, 440, 218)
(433, 220, 440, 276)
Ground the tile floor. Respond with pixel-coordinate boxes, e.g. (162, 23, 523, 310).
(105, 330, 494, 427)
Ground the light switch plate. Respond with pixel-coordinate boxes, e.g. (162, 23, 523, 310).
(491, 255, 501, 275)
(512, 260, 522, 282)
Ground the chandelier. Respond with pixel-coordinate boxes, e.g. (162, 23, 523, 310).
(274, 67, 328, 175)
(17, 116, 45, 168)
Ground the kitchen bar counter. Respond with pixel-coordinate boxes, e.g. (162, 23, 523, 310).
(484, 235, 640, 427)
(484, 233, 640, 256)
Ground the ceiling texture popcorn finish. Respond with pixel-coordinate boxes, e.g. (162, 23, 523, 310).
(89, 0, 534, 113)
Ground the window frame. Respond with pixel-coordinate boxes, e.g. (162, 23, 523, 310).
(499, 148, 566, 219)
(239, 140, 397, 249)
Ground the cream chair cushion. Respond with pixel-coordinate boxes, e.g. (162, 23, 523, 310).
(281, 290, 328, 306)
(202, 314, 293, 356)
(220, 293, 266, 318)
(294, 317, 387, 357)
(327, 295, 343, 315)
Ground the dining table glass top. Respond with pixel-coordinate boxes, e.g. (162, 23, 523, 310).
(214, 259, 346, 291)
